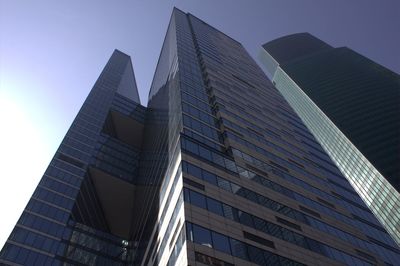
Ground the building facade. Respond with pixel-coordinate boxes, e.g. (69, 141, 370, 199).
(1, 9, 400, 266)
(261, 33, 400, 246)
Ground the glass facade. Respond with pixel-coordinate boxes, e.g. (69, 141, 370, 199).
(1, 10, 399, 266)
(144, 9, 400, 266)
(0, 50, 147, 265)
(261, 33, 400, 247)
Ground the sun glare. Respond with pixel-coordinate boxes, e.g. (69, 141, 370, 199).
(0, 91, 51, 249)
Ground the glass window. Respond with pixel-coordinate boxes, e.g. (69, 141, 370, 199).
(217, 177, 231, 192)
(5, 244, 19, 261)
(211, 232, 231, 254)
(184, 188, 191, 202)
(202, 171, 217, 185)
(186, 140, 198, 154)
(222, 204, 235, 220)
(267, 223, 282, 238)
(193, 224, 212, 248)
(15, 248, 29, 264)
(229, 239, 248, 260)
(238, 211, 254, 227)
(212, 153, 225, 167)
(247, 245, 266, 265)
(187, 163, 202, 178)
(190, 191, 206, 209)
(307, 239, 324, 255)
(206, 198, 223, 216)
(264, 251, 279, 265)
(199, 146, 212, 160)
(230, 182, 241, 194)
(26, 252, 38, 265)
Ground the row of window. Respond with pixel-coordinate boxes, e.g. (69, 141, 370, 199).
(180, 138, 386, 245)
(181, 91, 210, 112)
(68, 230, 127, 258)
(33, 186, 74, 211)
(59, 143, 91, 165)
(182, 114, 220, 142)
(97, 135, 141, 159)
(213, 85, 316, 146)
(231, 148, 361, 227)
(228, 132, 344, 191)
(186, 222, 305, 266)
(18, 212, 67, 240)
(8, 226, 60, 255)
(39, 176, 78, 201)
(0, 243, 58, 266)
(26, 198, 70, 224)
(182, 160, 398, 262)
(184, 187, 374, 266)
(46, 158, 86, 178)
(182, 101, 217, 126)
(183, 128, 223, 151)
(181, 137, 237, 174)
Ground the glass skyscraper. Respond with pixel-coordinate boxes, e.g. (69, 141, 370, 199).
(1, 9, 400, 266)
(261, 33, 400, 247)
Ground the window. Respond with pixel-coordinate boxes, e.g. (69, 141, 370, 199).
(211, 232, 231, 253)
(187, 163, 202, 178)
(217, 177, 231, 192)
(206, 198, 223, 216)
(247, 245, 266, 265)
(202, 171, 217, 185)
(189, 190, 206, 209)
(238, 211, 254, 227)
(229, 239, 248, 260)
(193, 224, 212, 248)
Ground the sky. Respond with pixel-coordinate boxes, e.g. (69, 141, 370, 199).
(0, 0, 399, 249)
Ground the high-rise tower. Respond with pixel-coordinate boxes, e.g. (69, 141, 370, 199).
(261, 33, 400, 246)
(1, 9, 400, 266)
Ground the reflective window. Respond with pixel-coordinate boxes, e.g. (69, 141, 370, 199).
(193, 224, 212, 248)
(190, 190, 206, 209)
(211, 232, 231, 253)
(229, 239, 248, 260)
(206, 198, 223, 216)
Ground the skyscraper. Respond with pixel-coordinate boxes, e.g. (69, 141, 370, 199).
(1, 9, 400, 266)
(261, 33, 400, 246)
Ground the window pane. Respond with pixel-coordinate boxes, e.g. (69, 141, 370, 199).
(211, 232, 231, 254)
(186, 140, 198, 154)
(202, 171, 217, 185)
(247, 245, 266, 265)
(229, 239, 248, 260)
(264, 251, 279, 265)
(238, 210, 254, 227)
(187, 164, 201, 178)
(217, 177, 231, 192)
(193, 225, 212, 248)
(206, 198, 223, 216)
(199, 146, 212, 160)
(189, 191, 206, 209)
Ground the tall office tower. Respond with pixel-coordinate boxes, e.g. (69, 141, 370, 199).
(261, 33, 400, 246)
(141, 9, 400, 266)
(2, 9, 400, 266)
(0, 50, 150, 265)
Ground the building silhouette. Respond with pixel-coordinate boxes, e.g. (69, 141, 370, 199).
(1, 9, 400, 266)
(261, 33, 400, 246)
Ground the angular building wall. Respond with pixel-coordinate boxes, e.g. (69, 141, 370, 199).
(0, 50, 148, 265)
(144, 9, 400, 266)
(261, 33, 400, 247)
(2, 10, 400, 266)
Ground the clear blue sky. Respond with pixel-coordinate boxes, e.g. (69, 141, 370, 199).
(0, 0, 399, 248)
